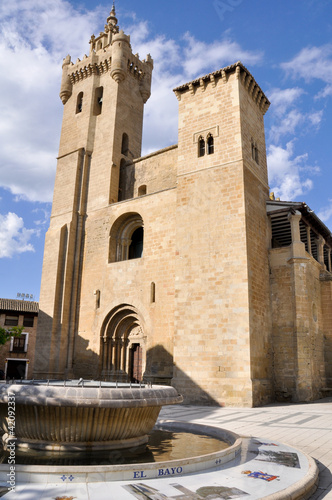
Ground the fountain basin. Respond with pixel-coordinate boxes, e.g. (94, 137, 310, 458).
(0, 380, 183, 452)
(0, 422, 241, 483)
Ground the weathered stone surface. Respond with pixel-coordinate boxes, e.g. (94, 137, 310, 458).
(32, 9, 332, 407)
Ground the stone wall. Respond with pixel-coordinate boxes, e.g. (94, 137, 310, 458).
(270, 246, 326, 402)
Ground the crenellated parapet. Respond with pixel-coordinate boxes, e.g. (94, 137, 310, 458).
(173, 61, 270, 115)
(68, 54, 112, 84)
(59, 5, 153, 104)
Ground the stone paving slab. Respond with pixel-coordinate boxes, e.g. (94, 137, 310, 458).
(1, 398, 331, 499)
(160, 398, 332, 499)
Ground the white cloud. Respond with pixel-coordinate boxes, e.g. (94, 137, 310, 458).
(128, 23, 263, 154)
(308, 109, 324, 126)
(0, 0, 103, 203)
(0, 212, 37, 258)
(32, 207, 52, 227)
(267, 141, 319, 201)
(317, 199, 332, 224)
(281, 45, 332, 99)
(0, 2, 262, 201)
(268, 87, 305, 117)
(269, 109, 304, 143)
(182, 33, 263, 79)
(267, 87, 323, 142)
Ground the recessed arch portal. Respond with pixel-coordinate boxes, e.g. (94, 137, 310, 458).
(100, 304, 145, 381)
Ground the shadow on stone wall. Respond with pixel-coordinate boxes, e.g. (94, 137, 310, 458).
(145, 344, 219, 406)
(34, 316, 216, 406)
(33, 309, 100, 380)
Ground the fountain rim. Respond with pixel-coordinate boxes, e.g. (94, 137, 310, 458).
(0, 422, 242, 481)
(0, 380, 183, 408)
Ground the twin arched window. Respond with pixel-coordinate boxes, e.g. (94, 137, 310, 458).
(76, 87, 103, 115)
(198, 134, 214, 157)
(109, 213, 144, 262)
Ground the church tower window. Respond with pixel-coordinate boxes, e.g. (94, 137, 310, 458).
(109, 213, 144, 262)
(76, 92, 83, 113)
(207, 134, 214, 155)
(198, 137, 205, 157)
(251, 140, 259, 164)
(121, 133, 129, 156)
(94, 87, 103, 115)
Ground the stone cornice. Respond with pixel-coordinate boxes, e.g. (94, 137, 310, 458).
(173, 61, 270, 115)
(68, 52, 150, 85)
(133, 144, 178, 163)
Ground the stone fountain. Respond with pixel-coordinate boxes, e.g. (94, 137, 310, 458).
(0, 380, 319, 500)
(0, 380, 183, 452)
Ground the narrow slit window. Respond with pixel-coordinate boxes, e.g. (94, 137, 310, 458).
(94, 86, 103, 115)
(76, 92, 83, 114)
(121, 133, 129, 156)
(251, 140, 259, 164)
(151, 282, 156, 303)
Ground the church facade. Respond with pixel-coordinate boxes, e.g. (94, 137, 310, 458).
(34, 7, 332, 406)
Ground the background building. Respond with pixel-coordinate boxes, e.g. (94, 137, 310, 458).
(0, 298, 38, 379)
(33, 8, 332, 406)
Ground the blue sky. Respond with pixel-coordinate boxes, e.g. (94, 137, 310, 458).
(0, 0, 332, 301)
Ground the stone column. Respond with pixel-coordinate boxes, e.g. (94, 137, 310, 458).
(288, 211, 305, 258)
(315, 235, 326, 268)
(327, 248, 332, 272)
(122, 339, 128, 374)
(111, 342, 116, 373)
(306, 226, 312, 256)
(102, 338, 108, 372)
(286, 211, 316, 401)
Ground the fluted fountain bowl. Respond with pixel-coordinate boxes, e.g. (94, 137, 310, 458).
(0, 380, 183, 452)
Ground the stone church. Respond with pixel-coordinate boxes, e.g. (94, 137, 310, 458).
(34, 6, 332, 406)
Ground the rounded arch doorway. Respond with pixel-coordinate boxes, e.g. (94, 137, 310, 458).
(100, 304, 145, 382)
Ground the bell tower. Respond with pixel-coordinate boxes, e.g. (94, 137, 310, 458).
(34, 6, 153, 378)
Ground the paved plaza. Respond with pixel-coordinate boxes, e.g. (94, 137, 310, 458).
(160, 397, 332, 499)
(1, 397, 331, 498)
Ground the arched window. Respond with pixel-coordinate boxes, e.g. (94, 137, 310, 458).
(138, 185, 147, 196)
(76, 92, 83, 113)
(121, 133, 129, 156)
(109, 213, 144, 262)
(94, 86, 103, 115)
(207, 134, 214, 155)
(198, 137, 205, 157)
